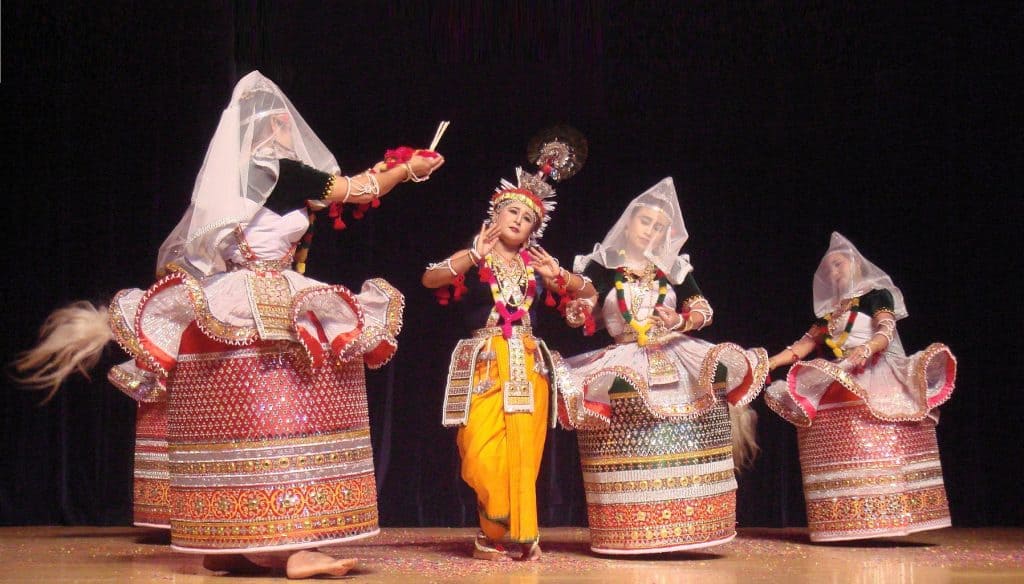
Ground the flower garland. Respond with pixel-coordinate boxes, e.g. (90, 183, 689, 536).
(823, 297, 860, 358)
(614, 266, 668, 347)
(483, 251, 537, 339)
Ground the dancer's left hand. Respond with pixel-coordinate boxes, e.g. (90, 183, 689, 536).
(652, 305, 684, 331)
(527, 246, 560, 279)
(843, 344, 871, 372)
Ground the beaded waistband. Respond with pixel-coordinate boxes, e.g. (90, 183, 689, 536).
(613, 328, 677, 345)
(227, 257, 294, 273)
(472, 325, 534, 339)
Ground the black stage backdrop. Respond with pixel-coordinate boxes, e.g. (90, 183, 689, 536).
(1, 2, 1020, 528)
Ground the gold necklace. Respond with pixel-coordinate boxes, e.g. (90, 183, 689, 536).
(827, 298, 857, 336)
(621, 262, 657, 285)
(490, 253, 527, 305)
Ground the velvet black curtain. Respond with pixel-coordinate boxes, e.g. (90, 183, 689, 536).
(2, 1, 1021, 529)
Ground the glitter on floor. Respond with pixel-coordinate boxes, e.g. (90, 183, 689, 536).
(1, 526, 1021, 582)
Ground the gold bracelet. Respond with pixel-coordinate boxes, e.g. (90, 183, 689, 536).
(322, 175, 338, 200)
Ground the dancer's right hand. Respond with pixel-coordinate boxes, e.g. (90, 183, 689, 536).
(474, 222, 501, 258)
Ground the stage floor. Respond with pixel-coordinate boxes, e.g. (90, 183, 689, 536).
(0, 526, 1021, 582)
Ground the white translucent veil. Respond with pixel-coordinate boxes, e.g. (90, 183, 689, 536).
(156, 71, 340, 276)
(573, 177, 693, 284)
(812, 232, 908, 320)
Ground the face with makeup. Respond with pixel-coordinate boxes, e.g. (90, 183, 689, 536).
(250, 111, 295, 157)
(491, 201, 539, 248)
(823, 251, 860, 295)
(624, 205, 672, 257)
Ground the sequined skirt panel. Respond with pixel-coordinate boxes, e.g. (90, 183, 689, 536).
(166, 334, 377, 553)
(798, 403, 950, 542)
(134, 401, 170, 528)
(576, 386, 737, 553)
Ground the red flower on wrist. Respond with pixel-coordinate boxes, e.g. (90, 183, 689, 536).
(383, 146, 416, 169)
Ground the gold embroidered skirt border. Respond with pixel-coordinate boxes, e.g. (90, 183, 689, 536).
(165, 337, 378, 552)
(798, 404, 951, 542)
(133, 401, 170, 528)
(575, 389, 738, 553)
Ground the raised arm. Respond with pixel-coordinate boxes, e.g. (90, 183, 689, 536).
(323, 151, 445, 206)
(422, 223, 499, 289)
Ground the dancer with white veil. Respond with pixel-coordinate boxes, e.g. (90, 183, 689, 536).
(15, 71, 444, 577)
(764, 231, 956, 542)
(557, 177, 768, 554)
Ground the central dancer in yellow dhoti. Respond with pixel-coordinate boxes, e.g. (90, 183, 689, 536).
(423, 128, 592, 561)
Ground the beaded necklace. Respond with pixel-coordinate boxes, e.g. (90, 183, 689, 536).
(823, 297, 860, 358)
(485, 250, 537, 339)
(614, 265, 668, 347)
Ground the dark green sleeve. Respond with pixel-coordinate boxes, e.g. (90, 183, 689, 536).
(859, 288, 896, 316)
(583, 262, 614, 299)
(675, 272, 704, 303)
(263, 159, 333, 214)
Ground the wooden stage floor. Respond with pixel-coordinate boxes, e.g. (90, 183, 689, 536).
(0, 526, 1021, 583)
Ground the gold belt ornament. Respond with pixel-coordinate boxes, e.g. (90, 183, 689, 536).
(246, 271, 296, 341)
(472, 325, 533, 339)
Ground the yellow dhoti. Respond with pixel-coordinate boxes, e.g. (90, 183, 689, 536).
(456, 333, 550, 544)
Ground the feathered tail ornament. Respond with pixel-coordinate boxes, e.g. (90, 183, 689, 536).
(729, 404, 760, 471)
(11, 301, 112, 403)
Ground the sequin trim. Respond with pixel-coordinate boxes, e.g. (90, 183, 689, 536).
(291, 284, 365, 365)
(108, 364, 166, 402)
(108, 289, 144, 358)
(166, 264, 260, 346)
(441, 338, 486, 427)
(356, 278, 405, 369)
(786, 342, 956, 423)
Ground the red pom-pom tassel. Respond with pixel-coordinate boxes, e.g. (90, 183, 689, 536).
(544, 289, 556, 307)
(556, 294, 570, 315)
(452, 274, 468, 301)
(583, 314, 596, 336)
(434, 286, 451, 306)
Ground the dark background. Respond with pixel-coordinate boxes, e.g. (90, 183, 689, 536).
(1, 2, 1020, 529)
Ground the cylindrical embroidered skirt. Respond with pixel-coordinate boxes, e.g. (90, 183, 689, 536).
(576, 385, 738, 554)
(798, 403, 951, 542)
(166, 332, 379, 553)
(134, 400, 170, 529)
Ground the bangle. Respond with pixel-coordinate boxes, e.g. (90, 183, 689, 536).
(786, 346, 800, 363)
(404, 162, 429, 183)
(672, 315, 688, 331)
(558, 268, 575, 292)
(426, 258, 458, 276)
(467, 248, 482, 264)
(341, 176, 352, 204)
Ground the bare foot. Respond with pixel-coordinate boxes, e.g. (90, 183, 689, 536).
(285, 551, 357, 579)
(202, 553, 269, 574)
(519, 541, 541, 561)
(472, 533, 511, 562)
